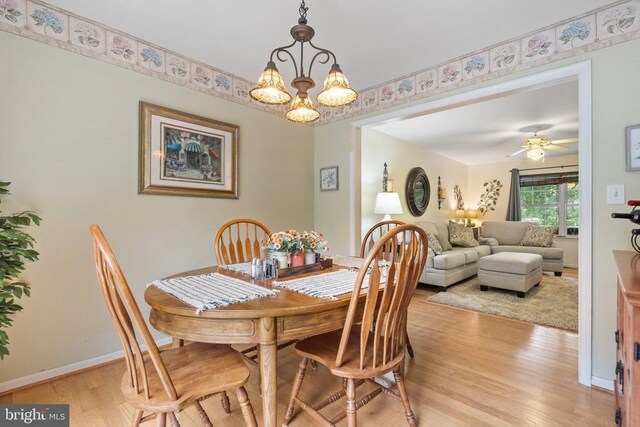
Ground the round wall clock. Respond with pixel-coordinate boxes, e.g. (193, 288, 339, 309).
(405, 167, 431, 216)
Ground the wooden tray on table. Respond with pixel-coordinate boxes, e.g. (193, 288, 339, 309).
(277, 258, 333, 279)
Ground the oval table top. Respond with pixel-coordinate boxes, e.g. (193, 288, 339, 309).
(144, 265, 355, 319)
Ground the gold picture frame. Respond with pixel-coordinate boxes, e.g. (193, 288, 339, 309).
(139, 102, 239, 198)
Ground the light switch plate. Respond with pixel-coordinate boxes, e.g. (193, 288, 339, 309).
(607, 184, 625, 204)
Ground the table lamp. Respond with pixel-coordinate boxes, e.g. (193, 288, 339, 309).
(374, 192, 403, 221)
(466, 209, 478, 227)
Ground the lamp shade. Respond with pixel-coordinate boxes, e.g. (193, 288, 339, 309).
(317, 64, 358, 107)
(455, 209, 466, 219)
(374, 192, 403, 221)
(527, 148, 545, 160)
(466, 209, 478, 219)
(285, 94, 320, 123)
(249, 62, 292, 105)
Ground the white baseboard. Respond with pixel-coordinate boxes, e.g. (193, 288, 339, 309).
(0, 337, 172, 395)
(591, 376, 614, 391)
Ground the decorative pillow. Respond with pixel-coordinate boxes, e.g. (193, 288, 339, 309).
(448, 221, 478, 247)
(426, 232, 443, 255)
(479, 237, 499, 247)
(520, 226, 557, 247)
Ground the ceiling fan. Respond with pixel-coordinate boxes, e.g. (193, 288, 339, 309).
(508, 125, 578, 160)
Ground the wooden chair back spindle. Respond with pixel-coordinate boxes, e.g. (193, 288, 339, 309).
(337, 224, 427, 370)
(360, 220, 405, 262)
(90, 225, 178, 402)
(215, 219, 271, 266)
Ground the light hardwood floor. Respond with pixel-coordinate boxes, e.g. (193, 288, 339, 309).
(1, 268, 614, 426)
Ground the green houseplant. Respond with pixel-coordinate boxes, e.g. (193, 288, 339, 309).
(0, 182, 41, 359)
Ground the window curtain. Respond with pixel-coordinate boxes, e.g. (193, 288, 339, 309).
(505, 169, 522, 221)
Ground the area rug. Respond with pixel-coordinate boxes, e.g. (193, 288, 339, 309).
(427, 275, 578, 331)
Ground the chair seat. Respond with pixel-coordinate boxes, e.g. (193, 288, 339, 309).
(295, 326, 404, 379)
(121, 342, 250, 412)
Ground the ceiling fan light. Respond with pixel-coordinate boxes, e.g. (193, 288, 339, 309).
(249, 62, 292, 104)
(527, 148, 545, 160)
(317, 64, 358, 107)
(285, 94, 320, 123)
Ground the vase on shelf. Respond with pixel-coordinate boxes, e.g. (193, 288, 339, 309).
(304, 249, 316, 265)
(290, 250, 305, 267)
(271, 251, 289, 269)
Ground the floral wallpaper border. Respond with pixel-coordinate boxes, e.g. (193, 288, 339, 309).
(0, 0, 638, 125)
(0, 0, 287, 117)
(317, 0, 640, 125)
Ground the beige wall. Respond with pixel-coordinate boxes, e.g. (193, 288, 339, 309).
(314, 38, 640, 380)
(0, 32, 314, 382)
(469, 154, 579, 267)
(361, 128, 468, 239)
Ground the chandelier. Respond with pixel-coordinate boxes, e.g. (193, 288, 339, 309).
(249, 0, 358, 123)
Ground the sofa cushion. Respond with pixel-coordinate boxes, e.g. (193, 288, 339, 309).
(481, 221, 534, 245)
(479, 236, 499, 247)
(491, 245, 564, 260)
(478, 252, 542, 275)
(433, 222, 453, 251)
(520, 226, 557, 247)
(451, 247, 479, 264)
(433, 252, 466, 270)
(426, 232, 443, 254)
(416, 222, 439, 236)
(474, 245, 492, 258)
(448, 222, 478, 247)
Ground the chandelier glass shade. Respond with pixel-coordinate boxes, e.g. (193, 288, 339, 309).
(285, 94, 320, 123)
(249, 62, 291, 104)
(317, 64, 358, 107)
(250, 0, 357, 123)
(527, 148, 545, 160)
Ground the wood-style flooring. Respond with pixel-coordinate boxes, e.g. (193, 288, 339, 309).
(1, 268, 614, 426)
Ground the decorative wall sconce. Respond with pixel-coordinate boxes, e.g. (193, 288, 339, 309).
(437, 176, 446, 210)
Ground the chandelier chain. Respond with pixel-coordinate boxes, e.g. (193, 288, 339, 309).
(299, 0, 308, 20)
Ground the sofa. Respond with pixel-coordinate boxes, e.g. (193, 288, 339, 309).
(480, 221, 564, 276)
(415, 220, 564, 288)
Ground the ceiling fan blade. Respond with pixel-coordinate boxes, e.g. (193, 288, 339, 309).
(552, 138, 578, 144)
(508, 148, 528, 157)
(545, 144, 569, 151)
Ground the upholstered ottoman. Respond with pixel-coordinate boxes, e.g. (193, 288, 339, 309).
(477, 252, 543, 298)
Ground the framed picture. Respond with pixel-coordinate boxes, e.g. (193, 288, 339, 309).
(627, 124, 640, 172)
(139, 102, 239, 198)
(320, 166, 339, 191)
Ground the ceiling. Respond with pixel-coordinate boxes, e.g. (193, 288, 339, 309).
(46, 0, 612, 93)
(373, 80, 579, 165)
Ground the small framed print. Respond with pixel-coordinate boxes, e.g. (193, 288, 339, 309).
(627, 124, 640, 172)
(320, 166, 339, 191)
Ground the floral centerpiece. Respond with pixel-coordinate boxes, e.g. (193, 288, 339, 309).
(264, 229, 329, 268)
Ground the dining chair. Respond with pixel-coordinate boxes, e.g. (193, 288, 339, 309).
(213, 218, 302, 374)
(214, 218, 271, 266)
(360, 220, 416, 359)
(283, 224, 428, 427)
(90, 225, 257, 427)
(360, 220, 405, 261)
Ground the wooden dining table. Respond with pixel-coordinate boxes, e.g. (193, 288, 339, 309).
(144, 265, 360, 427)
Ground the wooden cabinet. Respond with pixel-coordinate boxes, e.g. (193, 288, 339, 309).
(614, 250, 640, 427)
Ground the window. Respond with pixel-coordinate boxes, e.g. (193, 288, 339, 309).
(519, 171, 579, 236)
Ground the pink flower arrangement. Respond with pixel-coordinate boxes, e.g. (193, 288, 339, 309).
(264, 229, 329, 253)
